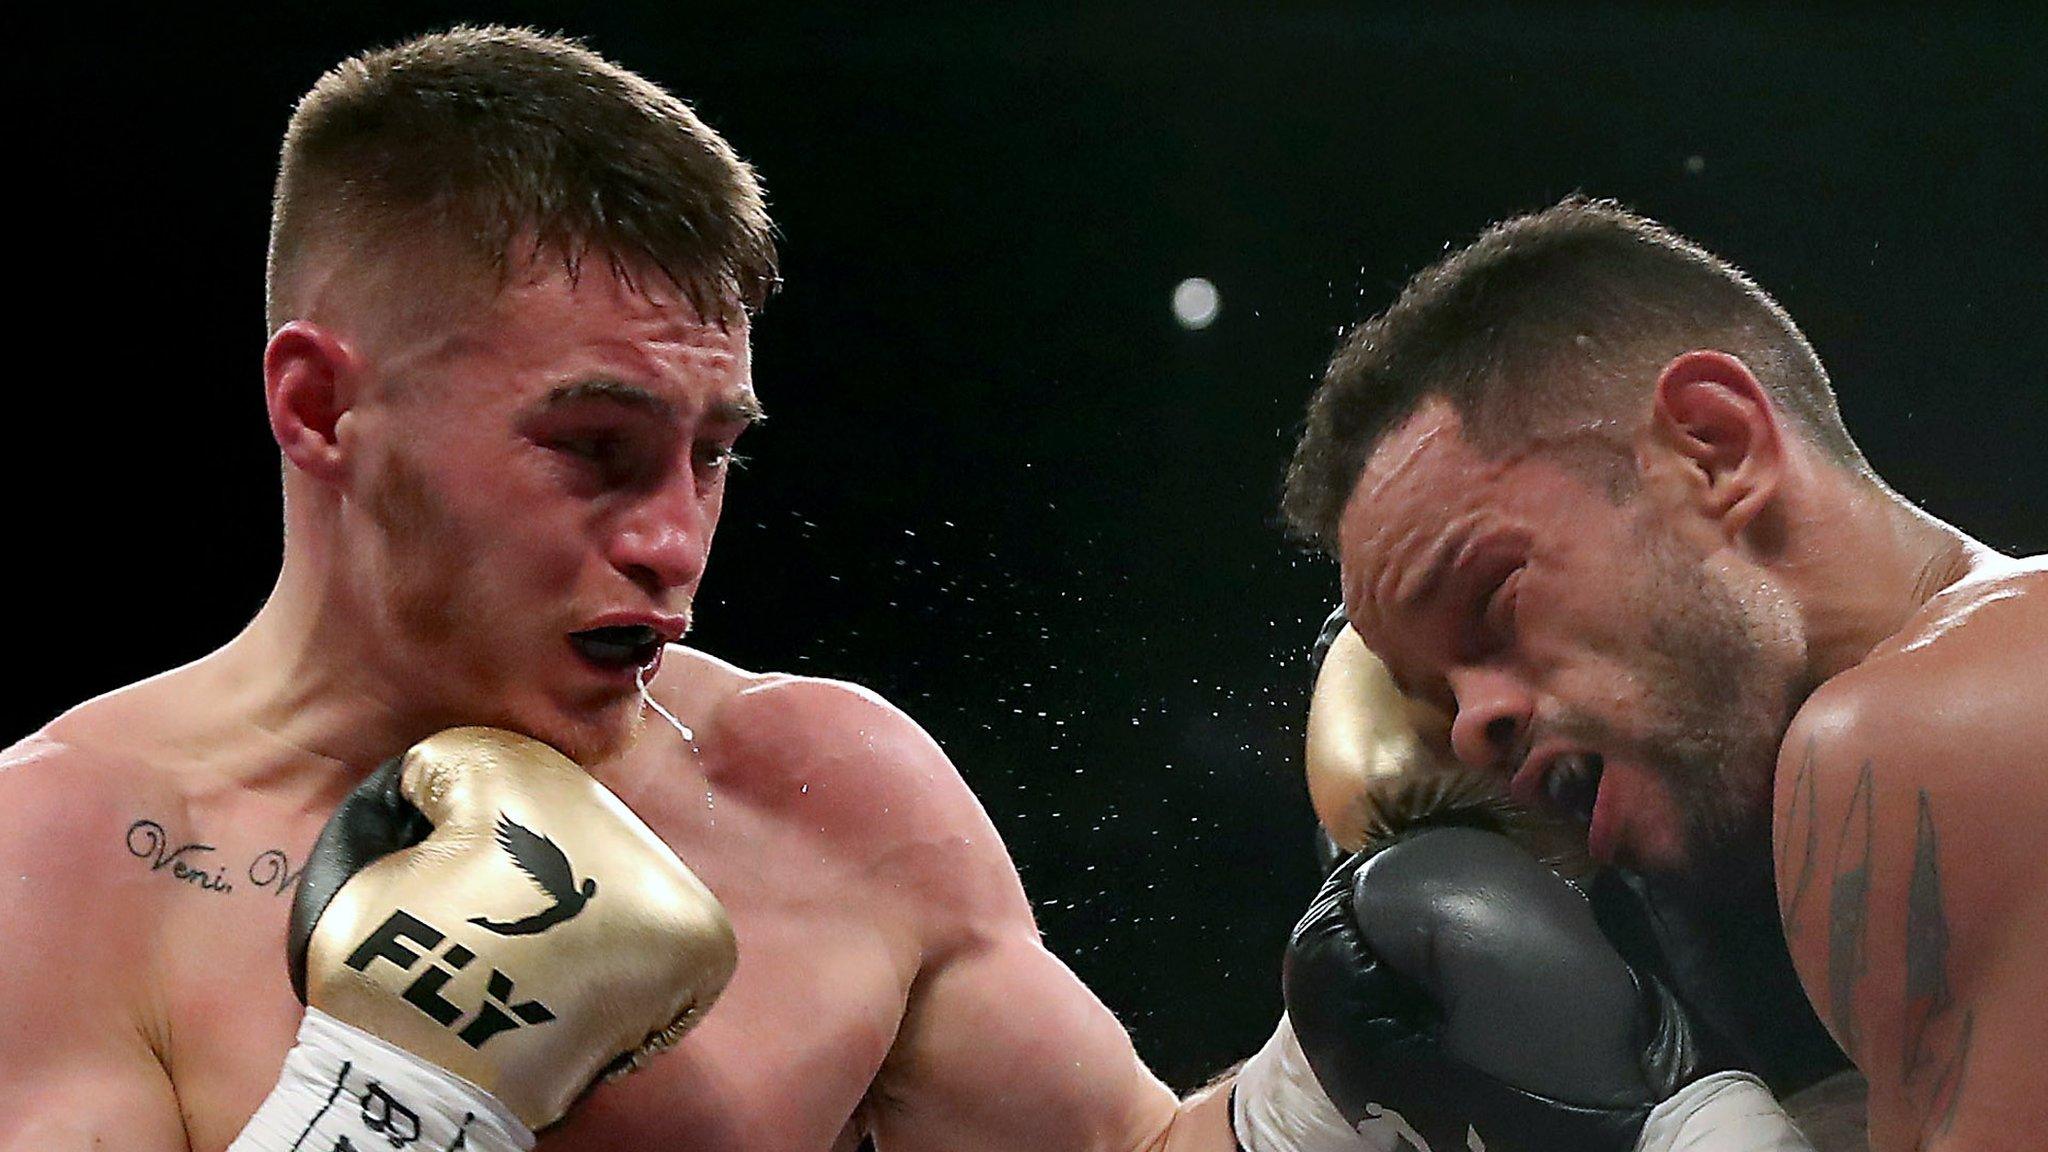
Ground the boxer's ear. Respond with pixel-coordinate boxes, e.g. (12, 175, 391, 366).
(1643, 350, 1783, 540)
(265, 319, 360, 485)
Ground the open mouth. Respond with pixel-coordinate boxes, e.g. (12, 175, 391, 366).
(569, 625, 665, 670)
(1543, 752, 1604, 827)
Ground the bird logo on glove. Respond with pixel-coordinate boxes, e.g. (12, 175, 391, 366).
(468, 815, 599, 937)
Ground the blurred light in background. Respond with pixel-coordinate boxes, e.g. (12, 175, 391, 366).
(1172, 276, 1220, 329)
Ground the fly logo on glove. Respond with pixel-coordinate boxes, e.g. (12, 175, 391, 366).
(337, 814, 597, 1051)
(231, 729, 736, 1151)
(286, 727, 739, 1129)
(343, 907, 560, 1049)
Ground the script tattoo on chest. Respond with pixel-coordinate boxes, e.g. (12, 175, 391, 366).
(123, 818, 305, 898)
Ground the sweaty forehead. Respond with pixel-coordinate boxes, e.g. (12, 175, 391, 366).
(495, 260, 748, 342)
(448, 262, 754, 393)
(1336, 403, 1518, 627)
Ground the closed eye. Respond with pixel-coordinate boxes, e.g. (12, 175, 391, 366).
(553, 435, 622, 463)
(1481, 566, 1522, 642)
(543, 431, 661, 489)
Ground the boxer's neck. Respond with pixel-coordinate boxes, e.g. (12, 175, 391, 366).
(204, 551, 448, 785)
(1774, 468, 1985, 685)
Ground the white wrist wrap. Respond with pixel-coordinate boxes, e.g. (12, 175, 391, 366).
(1637, 1071, 1814, 1152)
(1233, 1014, 1412, 1152)
(229, 1008, 535, 1152)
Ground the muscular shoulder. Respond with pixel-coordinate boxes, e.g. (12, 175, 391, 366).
(1782, 556, 2048, 834)
(1860, 555, 2048, 707)
(1, 721, 174, 868)
(657, 647, 958, 800)
(1772, 559, 2048, 1144)
(666, 649, 1033, 933)
(0, 726, 179, 999)
(0, 730, 188, 1152)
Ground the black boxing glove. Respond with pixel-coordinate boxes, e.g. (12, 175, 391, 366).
(1284, 826, 1813, 1152)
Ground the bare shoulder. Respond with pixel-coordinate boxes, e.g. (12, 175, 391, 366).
(661, 647, 1030, 926)
(1772, 557, 2047, 1147)
(2, 709, 177, 872)
(1, 719, 172, 1016)
(5, 661, 219, 811)
(0, 706, 188, 954)
(2, 706, 251, 1147)
(1780, 555, 2048, 838)
(1866, 554, 2048, 688)
(1, 672, 222, 927)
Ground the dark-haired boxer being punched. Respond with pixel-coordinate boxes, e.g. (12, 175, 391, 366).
(0, 26, 1343, 1152)
(1277, 199, 2045, 1151)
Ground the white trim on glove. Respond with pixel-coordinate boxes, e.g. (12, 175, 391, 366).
(228, 1008, 535, 1152)
(1636, 1071, 1815, 1152)
(1233, 1013, 1422, 1152)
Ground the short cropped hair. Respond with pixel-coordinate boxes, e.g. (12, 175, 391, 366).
(267, 25, 777, 331)
(1281, 197, 1864, 550)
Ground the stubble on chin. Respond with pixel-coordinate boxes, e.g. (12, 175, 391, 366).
(550, 696, 648, 768)
(1633, 533, 1802, 897)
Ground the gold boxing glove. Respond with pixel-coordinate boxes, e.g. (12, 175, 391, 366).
(289, 727, 737, 1130)
(1306, 621, 1591, 878)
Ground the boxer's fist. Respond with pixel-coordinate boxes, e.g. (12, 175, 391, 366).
(1306, 612, 1589, 877)
(1284, 827, 1710, 1152)
(289, 727, 736, 1129)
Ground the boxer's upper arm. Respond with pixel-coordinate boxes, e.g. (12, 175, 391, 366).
(1772, 666, 2047, 1150)
(0, 738, 190, 1150)
(873, 911, 1185, 1152)
(828, 717, 1182, 1152)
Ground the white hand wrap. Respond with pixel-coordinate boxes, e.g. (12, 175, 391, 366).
(1232, 1014, 1409, 1152)
(1636, 1071, 1815, 1152)
(229, 1008, 534, 1152)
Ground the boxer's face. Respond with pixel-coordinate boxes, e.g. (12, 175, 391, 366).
(335, 260, 757, 763)
(1338, 400, 1799, 883)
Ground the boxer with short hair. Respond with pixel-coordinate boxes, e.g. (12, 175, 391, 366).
(0, 26, 1313, 1151)
(1292, 612, 1858, 1151)
(1278, 197, 2045, 1150)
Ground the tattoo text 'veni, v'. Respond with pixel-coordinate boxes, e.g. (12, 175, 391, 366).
(124, 818, 304, 898)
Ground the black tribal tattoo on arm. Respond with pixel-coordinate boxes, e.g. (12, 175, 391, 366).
(1901, 788, 1973, 1138)
(1776, 741, 1822, 942)
(1780, 754, 1977, 1138)
(1824, 763, 1875, 1058)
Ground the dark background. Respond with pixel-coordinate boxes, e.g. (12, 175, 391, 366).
(22, 4, 2046, 1087)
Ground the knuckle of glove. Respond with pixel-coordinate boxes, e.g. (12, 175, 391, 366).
(1283, 853, 1446, 1120)
(1286, 825, 1679, 1152)
(295, 726, 736, 1129)
(1357, 829, 1663, 1111)
(1305, 622, 1592, 879)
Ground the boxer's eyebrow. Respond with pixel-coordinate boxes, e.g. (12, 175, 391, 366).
(707, 391, 767, 426)
(542, 379, 678, 421)
(541, 380, 766, 427)
(1392, 523, 1471, 610)
(1394, 522, 1526, 611)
